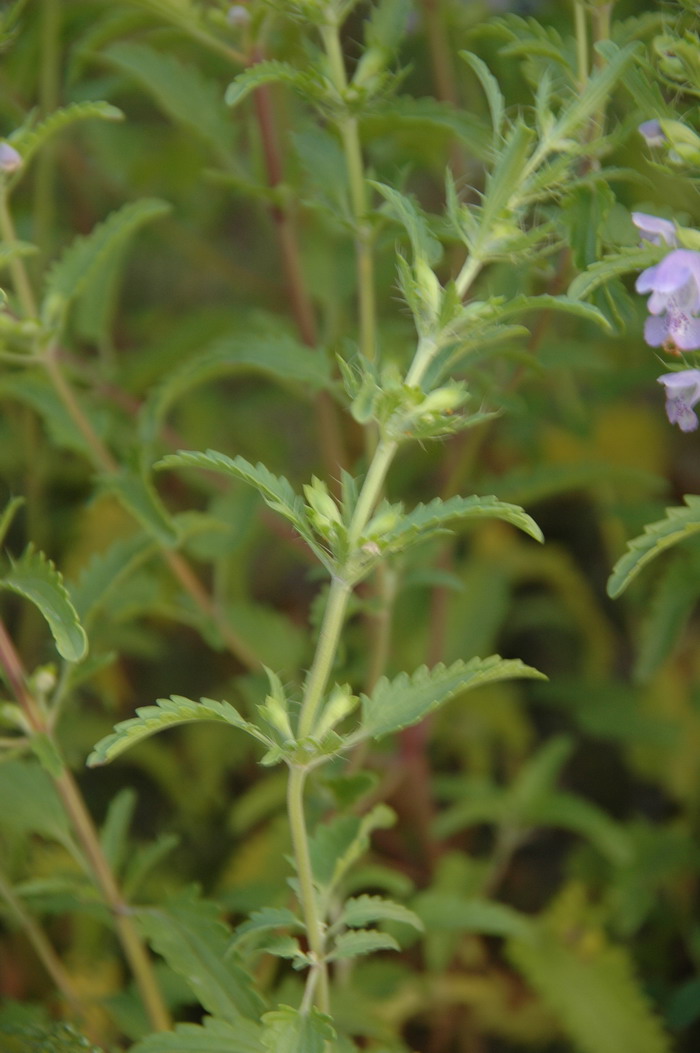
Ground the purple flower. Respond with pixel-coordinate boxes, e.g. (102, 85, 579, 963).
(636, 249, 700, 351)
(658, 370, 700, 431)
(631, 212, 677, 247)
(0, 143, 22, 173)
(638, 119, 667, 147)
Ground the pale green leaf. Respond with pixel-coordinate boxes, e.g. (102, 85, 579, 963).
(309, 805, 396, 894)
(352, 657, 545, 743)
(232, 907, 304, 946)
(132, 1016, 264, 1053)
(0, 241, 38, 269)
(337, 894, 423, 933)
(43, 198, 171, 326)
(225, 61, 311, 110)
(509, 927, 671, 1053)
(414, 893, 532, 940)
(87, 695, 270, 767)
(10, 100, 123, 169)
(380, 494, 543, 554)
(99, 787, 137, 874)
(2, 547, 88, 662)
(474, 121, 533, 252)
(547, 41, 640, 147)
(607, 495, 700, 598)
(528, 792, 632, 865)
(328, 928, 400, 961)
(101, 470, 179, 547)
(70, 532, 156, 623)
(371, 182, 442, 264)
(0, 760, 73, 850)
(135, 887, 267, 1023)
(634, 547, 700, 682)
(568, 246, 659, 301)
(104, 42, 233, 157)
(140, 331, 333, 447)
(260, 1005, 335, 1053)
(460, 52, 505, 140)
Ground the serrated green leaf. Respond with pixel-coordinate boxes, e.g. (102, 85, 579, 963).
(568, 246, 660, 301)
(546, 41, 639, 149)
(87, 695, 269, 767)
(104, 42, 233, 158)
(634, 546, 700, 682)
(414, 893, 532, 940)
(157, 450, 325, 562)
(9, 101, 123, 169)
(0, 241, 38, 269)
(337, 894, 423, 932)
(380, 494, 543, 554)
(474, 121, 533, 253)
(502, 292, 612, 330)
(135, 886, 267, 1023)
(140, 330, 333, 448)
(460, 52, 504, 140)
(260, 1005, 334, 1053)
(70, 531, 157, 623)
(309, 805, 396, 894)
(43, 198, 171, 327)
(232, 907, 304, 946)
(0, 760, 73, 850)
(607, 496, 700, 598)
(508, 926, 671, 1053)
(102, 470, 179, 547)
(2, 547, 87, 662)
(371, 182, 442, 264)
(131, 1016, 264, 1053)
(0, 1021, 102, 1053)
(352, 657, 545, 743)
(328, 928, 399, 961)
(225, 61, 309, 110)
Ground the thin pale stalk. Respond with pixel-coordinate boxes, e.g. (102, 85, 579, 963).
(287, 765, 329, 1013)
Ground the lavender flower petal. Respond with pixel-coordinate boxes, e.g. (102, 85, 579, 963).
(631, 212, 677, 247)
(658, 370, 700, 431)
(638, 119, 666, 147)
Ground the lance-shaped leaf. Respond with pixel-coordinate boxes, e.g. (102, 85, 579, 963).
(135, 887, 266, 1023)
(460, 52, 505, 141)
(335, 894, 424, 933)
(327, 928, 400, 961)
(225, 61, 318, 110)
(350, 657, 545, 744)
(43, 198, 171, 327)
(260, 1005, 335, 1053)
(2, 547, 88, 662)
(414, 893, 532, 940)
(87, 695, 270, 767)
(231, 907, 305, 948)
(309, 805, 396, 895)
(104, 42, 233, 159)
(10, 100, 123, 169)
(508, 925, 671, 1053)
(132, 1016, 264, 1053)
(101, 470, 179, 547)
(157, 450, 326, 562)
(568, 246, 660, 301)
(607, 495, 700, 598)
(379, 493, 543, 555)
(371, 182, 442, 264)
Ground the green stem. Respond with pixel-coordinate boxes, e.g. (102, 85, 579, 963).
(287, 766, 329, 1013)
(298, 576, 352, 739)
(573, 0, 589, 91)
(320, 23, 376, 364)
(0, 187, 38, 318)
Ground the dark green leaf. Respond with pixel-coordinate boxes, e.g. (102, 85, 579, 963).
(2, 547, 87, 662)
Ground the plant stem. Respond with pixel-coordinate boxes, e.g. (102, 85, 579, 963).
(0, 618, 171, 1032)
(287, 765, 329, 1013)
(298, 576, 352, 740)
(320, 23, 376, 364)
(0, 188, 38, 318)
(573, 0, 589, 92)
